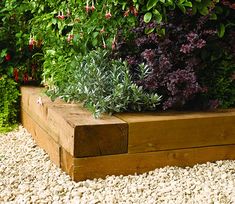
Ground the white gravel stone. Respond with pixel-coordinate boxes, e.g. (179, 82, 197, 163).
(1, 126, 235, 203)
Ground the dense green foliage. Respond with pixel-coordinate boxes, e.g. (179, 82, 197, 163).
(0, 0, 234, 118)
(0, 76, 20, 133)
(0, 0, 43, 84)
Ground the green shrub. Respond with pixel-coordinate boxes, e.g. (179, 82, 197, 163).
(0, 0, 43, 84)
(0, 75, 20, 133)
(45, 49, 161, 117)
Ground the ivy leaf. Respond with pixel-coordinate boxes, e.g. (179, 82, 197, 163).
(218, 23, 225, 38)
(147, 0, 159, 11)
(144, 12, 152, 23)
(153, 9, 162, 23)
(199, 6, 209, 15)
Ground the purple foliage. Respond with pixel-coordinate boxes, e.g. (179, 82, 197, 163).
(113, 10, 218, 110)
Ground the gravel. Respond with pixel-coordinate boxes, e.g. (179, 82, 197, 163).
(1, 126, 235, 203)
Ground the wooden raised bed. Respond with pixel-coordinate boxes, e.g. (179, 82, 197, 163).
(21, 86, 235, 181)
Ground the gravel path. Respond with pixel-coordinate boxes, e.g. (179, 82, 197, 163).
(1, 126, 235, 203)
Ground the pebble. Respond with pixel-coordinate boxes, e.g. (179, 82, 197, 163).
(1, 126, 235, 203)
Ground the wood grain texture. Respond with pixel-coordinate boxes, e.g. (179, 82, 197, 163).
(21, 86, 62, 143)
(20, 86, 128, 157)
(21, 109, 60, 166)
(60, 147, 74, 179)
(74, 124, 128, 157)
(72, 144, 235, 181)
(116, 110, 235, 154)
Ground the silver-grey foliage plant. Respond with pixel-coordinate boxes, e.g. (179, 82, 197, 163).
(46, 49, 161, 117)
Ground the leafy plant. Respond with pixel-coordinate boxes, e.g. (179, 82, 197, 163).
(46, 49, 161, 117)
(113, 1, 235, 110)
(0, 75, 20, 133)
(0, 0, 43, 84)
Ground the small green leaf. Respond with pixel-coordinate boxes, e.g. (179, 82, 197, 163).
(0, 49, 7, 58)
(218, 23, 225, 38)
(157, 28, 165, 36)
(183, 1, 192, 7)
(147, 0, 158, 11)
(145, 27, 155, 34)
(92, 39, 98, 46)
(210, 13, 217, 20)
(144, 12, 152, 23)
(92, 32, 99, 38)
(153, 9, 162, 23)
(177, 4, 186, 13)
(199, 7, 209, 15)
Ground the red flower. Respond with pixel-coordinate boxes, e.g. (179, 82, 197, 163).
(29, 44, 33, 51)
(5, 53, 11, 61)
(124, 10, 130, 17)
(100, 27, 105, 34)
(23, 73, 29, 83)
(133, 8, 138, 17)
(13, 68, 19, 82)
(85, 5, 90, 13)
(91, 5, 95, 12)
(59, 15, 65, 19)
(130, 6, 138, 16)
(230, 3, 235, 9)
(105, 12, 112, 19)
(67, 34, 74, 43)
(56, 11, 65, 19)
(29, 37, 37, 51)
(112, 36, 116, 50)
(29, 38, 37, 46)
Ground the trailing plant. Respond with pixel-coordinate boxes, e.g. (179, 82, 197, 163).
(0, 75, 20, 133)
(46, 49, 161, 117)
(0, 0, 43, 84)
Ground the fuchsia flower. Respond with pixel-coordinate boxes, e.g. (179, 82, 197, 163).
(130, 6, 138, 16)
(91, 0, 95, 12)
(112, 36, 116, 50)
(23, 73, 29, 83)
(29, 35, 37, 50)
(85, 5, 90, 13)
(67, 34, 74, 43)
(124, 6, 138, 17)
(124, 9, 130, 17)
(91, 5, 95, 12)
(56, 11, 65, 19)
(230, 3, 235, 9)
(102, 36, 106, 49)
(5, 53, 11, 61)
(13, 68, 19, 82)
(133, 8, 138, 17)
(85, 0, 90, 13)
(100, 27, 105, 34)
(105, 11, 112, 19)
